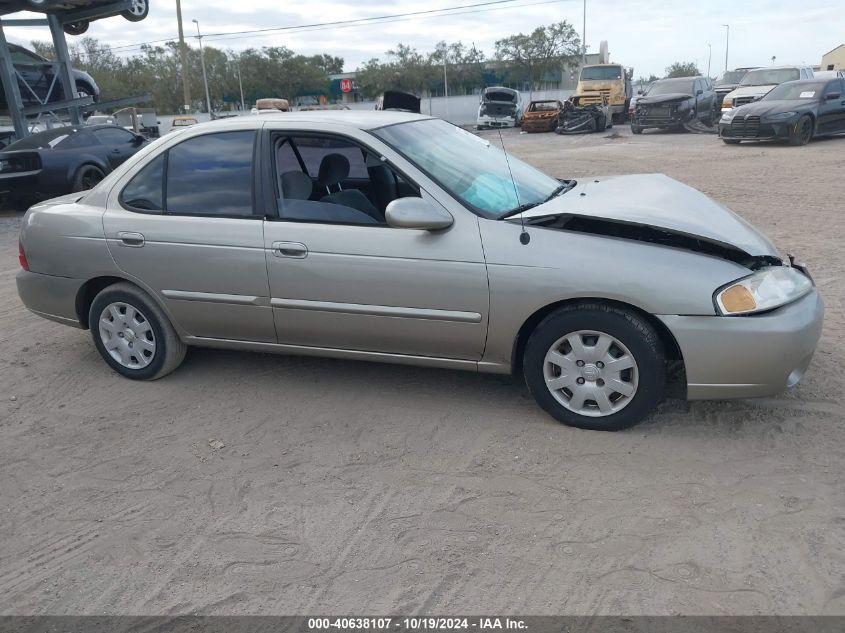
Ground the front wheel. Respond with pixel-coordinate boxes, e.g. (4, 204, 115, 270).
(631, 124, 643, 134)
(788, 115, 814, 146)
(63, 21, 89, 35)
(89, 282, 186, 380)
(122, 0, 149, 22)
(523, 303, 666, 431)
(722, 138, 741, 145)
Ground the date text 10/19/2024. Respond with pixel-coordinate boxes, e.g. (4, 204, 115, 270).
(308, 618, 528, 631)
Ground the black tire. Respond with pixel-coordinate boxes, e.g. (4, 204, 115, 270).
(89, 282, 186, 381)
(788, 115, 814, 146)
(631, 125, 643, 134)
(722, 138, 741, 145)
(72, 165, 105, 192)
(75, 82, 98, 102)
(63, 21, 89, 35)
(121, 0, 149, 22)
(523, 302, 666, 431)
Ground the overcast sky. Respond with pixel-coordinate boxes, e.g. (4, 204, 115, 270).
(5, 0, 841, 77)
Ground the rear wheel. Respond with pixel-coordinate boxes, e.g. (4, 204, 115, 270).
(631, 124, 643, 134)
(523, 303, 666, 431)
(72, 165, 105, 192)
(63, 21, 89, 35)
(788, 115, 813, 146)
(89, 283, 186, 380)
(722, 138, 741, 145)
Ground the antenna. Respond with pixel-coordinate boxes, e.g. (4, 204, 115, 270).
(496, 129, 530, 245)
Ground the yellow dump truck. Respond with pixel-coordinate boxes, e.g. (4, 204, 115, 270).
(574, 64, 632, 122)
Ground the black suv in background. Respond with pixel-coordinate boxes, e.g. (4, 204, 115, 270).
(631, 76, 718, 134)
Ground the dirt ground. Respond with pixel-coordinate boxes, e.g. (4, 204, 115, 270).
(1, 126, 844, 616)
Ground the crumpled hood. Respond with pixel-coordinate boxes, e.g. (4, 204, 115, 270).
(725, 85, 776, 101)
(520, 174, 780, 257)
(638, 93, 693, 104)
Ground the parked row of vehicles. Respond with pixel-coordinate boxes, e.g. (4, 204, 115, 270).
(628, 66, 845, 146)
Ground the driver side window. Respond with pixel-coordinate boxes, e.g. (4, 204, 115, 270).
(272, 134, 419, 226)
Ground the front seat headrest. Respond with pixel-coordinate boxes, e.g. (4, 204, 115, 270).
(318, 153, 350, 189)
(280, 171, 313, 200)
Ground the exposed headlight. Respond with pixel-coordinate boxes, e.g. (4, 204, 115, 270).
(721, 98, 733, 109)
(715, 267, 813, 316)
(720, 110, 735, 122)
(766, 111, 797, 120)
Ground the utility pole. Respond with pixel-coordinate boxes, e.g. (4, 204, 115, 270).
(175, 0, 191, 112)
(235, 58, 245, 111)
(722, 24, 730, 72)
(582, 0, 587, 64)
(707, 43, 712, 78)
(193, 19, 213, 117)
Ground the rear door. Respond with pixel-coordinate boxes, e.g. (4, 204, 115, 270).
(103, 125, 275, 343)
(818, 80, 845, 134)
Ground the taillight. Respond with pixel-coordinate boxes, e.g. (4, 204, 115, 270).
(18, 240, 29, 270)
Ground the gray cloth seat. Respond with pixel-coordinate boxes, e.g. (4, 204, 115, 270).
(317, 153, 383, 222)
(280, 170, 314, 200)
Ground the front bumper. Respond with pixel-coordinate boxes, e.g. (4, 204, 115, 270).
(477, 115, 518, 129)
(16, 270, 85, 328)
(658, 289, 824, 400)
(718, 119, 794, 141)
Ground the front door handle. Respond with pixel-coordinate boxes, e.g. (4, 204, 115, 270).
(272, 241, 308, 258)
(118, 231, 145, 247)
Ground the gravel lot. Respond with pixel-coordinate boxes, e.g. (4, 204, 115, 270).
(1, 126, 844, 615)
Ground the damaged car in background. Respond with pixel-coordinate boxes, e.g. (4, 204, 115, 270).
(521, 100, 563, 133)
(16, 112, 823, 432)
(720, 78, 845, 146)
(555, 93, 611, 134)
(631, 76, 719, 134)
(720, 66, 814, 111)
(476, 86, 522, 129)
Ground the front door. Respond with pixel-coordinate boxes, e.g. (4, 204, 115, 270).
(103, 128, 275, 343)
(91, 126, 141, 168)
(818, 79, 845, 134)
(261, 128, 489, 361)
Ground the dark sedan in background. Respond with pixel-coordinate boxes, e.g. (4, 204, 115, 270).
(0, 124, 147, 207)
(631, 76, 718, 133)
(719, 78, 845, 146)
(2, 43, 99, 111)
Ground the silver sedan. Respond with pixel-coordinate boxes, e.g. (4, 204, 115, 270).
(16, 111, 823, 431)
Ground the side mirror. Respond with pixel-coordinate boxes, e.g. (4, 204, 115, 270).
(133, 134, 146, 144)
(385, 197, 454, 230)
(825, 92, 841, 100)
(637, 89, 644, 95)
(696, 89, 703, 96)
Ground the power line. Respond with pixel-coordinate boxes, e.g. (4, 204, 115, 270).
(106, 0, 569, 53)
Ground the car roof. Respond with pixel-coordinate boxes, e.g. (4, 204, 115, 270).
(232, 109, 432, 130)
(776, 78, 836, 87)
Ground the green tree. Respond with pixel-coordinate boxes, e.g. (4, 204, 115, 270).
(665, 61, 700, 78)
(494, 21, 581, 90)
(431, 41, 485, 95)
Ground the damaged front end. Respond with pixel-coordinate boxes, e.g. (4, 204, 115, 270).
(522, 100, 563, 133)
(526, 213, 782, 270)
(633, 94, 695, 129)
(477, 87, 521, 129)
(555, 96, 609, 135)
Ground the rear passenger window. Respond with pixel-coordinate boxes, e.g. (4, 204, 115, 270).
(167, 131, 255, 217)
(120, 131, 256, 216)
(121, 154, 164, 212)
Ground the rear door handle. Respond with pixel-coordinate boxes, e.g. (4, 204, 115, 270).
(272, 241, 308, 258)
(118, 231, 145, 247)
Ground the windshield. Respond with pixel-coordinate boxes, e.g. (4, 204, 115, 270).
(647, 79, 694, 96)
(5, 126, 77, 151)
(764, 81, 827, 101)
(373, 119, 560, 219)
(580, 66, 623, 81)
(740, 68, 799, 86)
(716, 71, 746, 85)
